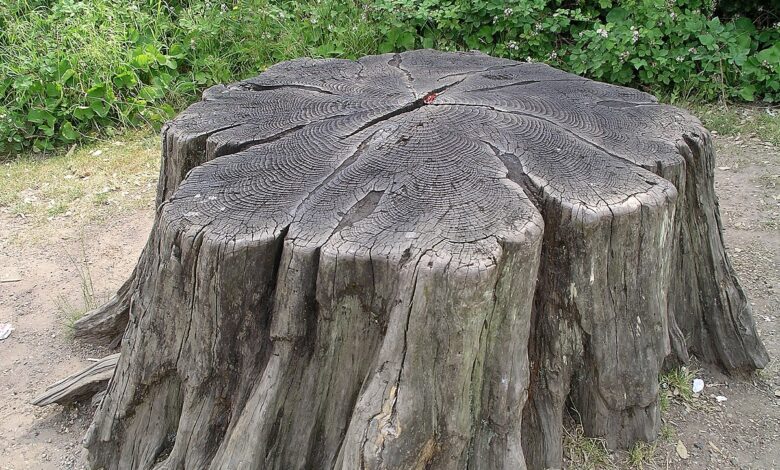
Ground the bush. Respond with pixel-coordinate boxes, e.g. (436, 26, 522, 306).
(1, 0, 778, 157)
(0, 0, 381, 156)
(374, 0, 780, 102)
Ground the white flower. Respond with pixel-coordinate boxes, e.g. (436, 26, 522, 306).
(670, 11, 677, 19)
(534, 22, 543, 32)
(676, 56, 685, 62)
(631, 27, 640, 44)
(504, 8, 513, 16)
(688, 47, 697, 54)
(508, 41, 519, 50)
(548, 51, 558, 60)
(310, 16, 318, 24)
(619, 51, 630, 63)
(526, 56, 534, 63)
(596, 27, 608, 38)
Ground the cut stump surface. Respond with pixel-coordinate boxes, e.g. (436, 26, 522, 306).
(80, 50, 767, 470)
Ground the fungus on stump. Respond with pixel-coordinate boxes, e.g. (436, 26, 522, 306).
(79, 50, 768, 469)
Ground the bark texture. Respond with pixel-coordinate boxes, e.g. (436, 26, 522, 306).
(79, 50, 767, 470)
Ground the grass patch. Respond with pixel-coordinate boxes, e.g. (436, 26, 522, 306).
(680, 103, 780, 146)
(563, 424, 615, 470)
(658, 365, 704, 424)
(626, 441, 658, 469)
(0, 129, 159, 231)
(660, 366, 697, 404)
(659, 423, 676, 441)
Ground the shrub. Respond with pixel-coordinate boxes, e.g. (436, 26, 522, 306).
(1, 0, 778, 157)
(0, 0, 380, 156)
(373, 0, 780, 102)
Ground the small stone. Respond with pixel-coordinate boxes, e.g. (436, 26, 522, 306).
(676, 440, 689, 460)
(0, 324, 13, 341)
(774, 390, 780, 398)
(716, 395, 727, 403)
(692, 378, 705, 393)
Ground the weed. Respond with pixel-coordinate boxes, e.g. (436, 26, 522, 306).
(660, 366, 698, 404)
(563, 423, 616, 470)
(658, 388, 670, 413)
(626, 441, 658, 469)
(58, 247, 99, 331)
(659, 423, 676, 441)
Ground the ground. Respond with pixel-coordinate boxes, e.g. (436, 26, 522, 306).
(0, 106, 777, 469)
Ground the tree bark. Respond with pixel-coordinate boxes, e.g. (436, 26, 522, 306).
(76, 50, 767, 470)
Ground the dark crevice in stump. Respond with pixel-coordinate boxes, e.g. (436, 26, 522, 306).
(70, 50, 767, 470)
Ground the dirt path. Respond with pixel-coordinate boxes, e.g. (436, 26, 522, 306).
(0, 133, 777, 469)
(656, 133, 780, 469)
(0, 212, 153, 469)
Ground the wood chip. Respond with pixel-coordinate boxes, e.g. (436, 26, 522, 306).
(709, 441, 723, 455)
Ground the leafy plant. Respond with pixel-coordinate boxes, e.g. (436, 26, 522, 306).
(0, 0, 381, 156)
(373, 0, 780, 103)
(1, 0, 778, 157)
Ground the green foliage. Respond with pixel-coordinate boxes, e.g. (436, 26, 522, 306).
(0, 0, 380, 156)
(2, 0, 778, 156)
(374, 0, 780, 103)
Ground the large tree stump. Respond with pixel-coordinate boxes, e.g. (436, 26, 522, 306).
(81, 50, 768, 469)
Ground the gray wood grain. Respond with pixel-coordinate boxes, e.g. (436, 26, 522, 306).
(31, 354, 119, 406)
(70, 50, 766, 470)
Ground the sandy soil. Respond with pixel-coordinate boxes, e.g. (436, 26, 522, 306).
(0, 133, 777, 469)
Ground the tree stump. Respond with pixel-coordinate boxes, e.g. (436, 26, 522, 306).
(80, 50, 768, 469)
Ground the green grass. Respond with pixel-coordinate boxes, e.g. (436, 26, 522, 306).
(0, 129, 160, 236)
(626, 441, 658, 469)
(659, 423, 676, 441)
(681, 103, 780, 145)
(659, 366, 698, 406)
(563, 424, 616, 469)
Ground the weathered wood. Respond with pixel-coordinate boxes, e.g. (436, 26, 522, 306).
(72, 50, 766, 470)
(31, 354, 119, 406)
(72, 274, 133, 348)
